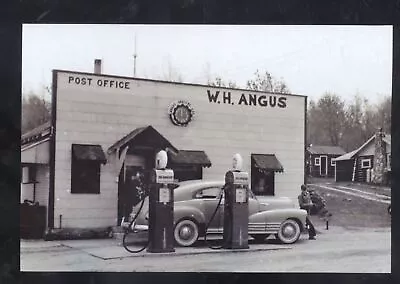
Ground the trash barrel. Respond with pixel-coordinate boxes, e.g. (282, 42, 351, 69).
(20, 202, 46, 239)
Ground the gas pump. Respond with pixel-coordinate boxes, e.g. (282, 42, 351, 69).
(223, 153, 250, 249)
(147, 150, 175, 253)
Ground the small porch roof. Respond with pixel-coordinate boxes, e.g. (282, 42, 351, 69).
(107, 125, 179, 155)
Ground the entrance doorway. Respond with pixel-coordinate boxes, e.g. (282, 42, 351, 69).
(320, 155, 328, 176)
(117, 155, 145, 225)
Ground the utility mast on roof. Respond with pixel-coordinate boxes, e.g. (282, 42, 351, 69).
(133, 34, 137, 77)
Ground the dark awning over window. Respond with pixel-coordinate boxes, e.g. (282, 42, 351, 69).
(252, 154, 284, 173)
(72, 144, 107, 164)
(169, 150, 212, 168)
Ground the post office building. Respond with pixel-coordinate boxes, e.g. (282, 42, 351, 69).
(21, 65, 307, 231)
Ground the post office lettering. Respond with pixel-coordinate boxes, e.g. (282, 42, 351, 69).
(67, 75, 130, 90)
(68, 76, 92, 86)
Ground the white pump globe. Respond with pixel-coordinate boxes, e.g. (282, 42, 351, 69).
(232, 153, 243, 171)
(155, 150, 168, 169)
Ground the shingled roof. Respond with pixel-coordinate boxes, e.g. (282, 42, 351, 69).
(334, 133, 391, 162)
(307, 145, 346, 155)
(21, 121, 52, 146)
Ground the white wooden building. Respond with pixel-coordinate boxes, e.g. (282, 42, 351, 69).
(21, 64, 307, 231)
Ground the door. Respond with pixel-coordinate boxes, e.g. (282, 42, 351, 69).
(118, 165, 145, 224)
(320, 156, 328, 177)
(117, 154, 146, 225)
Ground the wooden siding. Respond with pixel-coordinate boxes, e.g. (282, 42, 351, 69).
(354, 155, 374, 183)
(21, 140, 50, 164)
(53, 71, 306, 228)
(20, 165, 49, 227)
(335, 159, 353, 182)
(308, 153, 339, 178)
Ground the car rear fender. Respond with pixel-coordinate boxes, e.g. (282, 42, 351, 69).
(250, 208, 307, 230)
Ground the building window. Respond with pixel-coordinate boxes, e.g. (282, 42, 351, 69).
(361, 159, 371, 169)
(251, 167, 275, 196)
(21, 166, 36, 184)
(71, 160, 101, 194)
(315, 157, 320, 166)
(331, 159, 336, 166)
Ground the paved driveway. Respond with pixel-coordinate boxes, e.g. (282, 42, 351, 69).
(21, 225, 390, 272)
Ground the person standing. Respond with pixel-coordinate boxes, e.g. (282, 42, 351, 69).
(298, 184, 316, 240)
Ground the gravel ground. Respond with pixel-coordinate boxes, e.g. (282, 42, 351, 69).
(308, 183, 391, 229)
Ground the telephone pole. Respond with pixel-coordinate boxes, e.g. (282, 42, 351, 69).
(133, 34, 137, 77)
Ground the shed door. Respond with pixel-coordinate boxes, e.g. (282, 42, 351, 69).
(320, 156, 328, 176)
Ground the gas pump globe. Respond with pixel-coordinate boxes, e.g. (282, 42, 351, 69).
(232, 153, 243, 171)
(147, 150, 175, 253)
(155, 150, 168, 169)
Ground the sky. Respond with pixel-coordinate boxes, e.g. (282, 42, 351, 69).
(22, 25, 393, 104)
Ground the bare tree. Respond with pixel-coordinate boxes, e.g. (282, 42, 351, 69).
(246, 70, 290, 93)
(161, 59, 184, 82)
(341, 94, 367, 151)
(308, 92, 391, 152)
(22, 92, 51, 133)
(307, 93, 346, 147)
(375, 95, 391, 134)
(207, 76, 238, 88)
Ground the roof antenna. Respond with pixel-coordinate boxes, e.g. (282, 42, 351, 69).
(133, 34, 137, 77)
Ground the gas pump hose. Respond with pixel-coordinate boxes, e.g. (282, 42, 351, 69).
(122, 198, 149, 253)
(203, 190, 226, 250)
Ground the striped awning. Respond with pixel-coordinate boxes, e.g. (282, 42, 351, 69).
(252, 154, 284, 173)
(169, 150, 212, 168)
(72, 144, 107, 163)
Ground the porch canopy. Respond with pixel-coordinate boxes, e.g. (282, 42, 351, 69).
(21, 138, 50, 165)
(252, 154, 284, 173)
(21, 122, 52, 165)
(107, 125, 179, 156)
(168, 150, 212, 168)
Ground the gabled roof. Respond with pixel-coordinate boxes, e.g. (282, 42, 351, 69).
(307, 145, 346, 155)
(107, 125, 178, 154)
(334, 133, 391, 162)
(21, 121, 52, 146)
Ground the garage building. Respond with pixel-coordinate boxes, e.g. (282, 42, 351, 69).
(21, 62, 307, 232)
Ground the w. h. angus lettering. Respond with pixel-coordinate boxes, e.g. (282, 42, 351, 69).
(207, 89, 287, 108)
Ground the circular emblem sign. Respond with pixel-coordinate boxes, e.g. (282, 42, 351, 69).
(168, 100, 195, 126)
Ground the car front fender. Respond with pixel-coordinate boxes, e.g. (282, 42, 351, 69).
(174, 206, 206, 227)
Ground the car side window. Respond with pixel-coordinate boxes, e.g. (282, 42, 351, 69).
(194, 187, 222, 199)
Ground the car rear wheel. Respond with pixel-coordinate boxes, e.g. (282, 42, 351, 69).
(277, 219, 301, 244)
(174, 219, 199, 247)
(251, 234, 269, 242)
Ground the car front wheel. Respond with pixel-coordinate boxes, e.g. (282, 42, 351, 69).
(174, 219, 199, 247)
(277, 219, 301, 244)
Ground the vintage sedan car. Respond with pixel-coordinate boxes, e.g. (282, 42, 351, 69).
(131, 180, 308, 247)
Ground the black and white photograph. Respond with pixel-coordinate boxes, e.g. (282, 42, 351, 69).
(20, 24, 391, 272)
